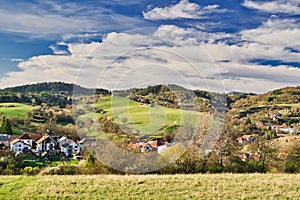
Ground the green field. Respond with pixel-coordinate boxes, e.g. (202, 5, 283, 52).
(0, 174, 299, 199)
(0, 102, 34, 118)
(79, 96, 202, 134)
(277, 103, 300, 108)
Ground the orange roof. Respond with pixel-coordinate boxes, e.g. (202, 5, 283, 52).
(36, 135, 56, 144)
(281, 123, 288, 128)
(149, 140, 158, 147)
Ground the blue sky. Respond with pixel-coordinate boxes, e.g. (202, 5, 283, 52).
(0, 0, 299, 93)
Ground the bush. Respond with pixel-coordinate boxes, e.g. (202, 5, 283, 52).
(22, 166, 40, 176)
(284, 156, 300, 173)
(39, 164, 81, 175)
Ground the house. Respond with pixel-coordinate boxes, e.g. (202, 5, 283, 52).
(16, 133, 34, 146)
(141, 143, 153, 153)
(239, 153, 260, 161)
(58, 137, 80, 157)
(10, 133, 34, 153)
(279, 128, 296, 134)
(36, 134, 57, 154)
(11, 140, 32, 153)
(236, 135, 255, 145)
(0, 134, 10, 150)
(157, 142, 173, 154)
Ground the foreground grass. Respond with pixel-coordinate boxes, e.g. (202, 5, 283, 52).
(0, 174, 299, 199)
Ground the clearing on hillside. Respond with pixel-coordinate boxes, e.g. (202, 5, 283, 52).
(0, 102, 34, 118)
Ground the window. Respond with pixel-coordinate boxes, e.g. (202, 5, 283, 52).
(19, 144, 21, 147)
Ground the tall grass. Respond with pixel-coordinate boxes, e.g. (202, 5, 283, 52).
(0, 174, 299, 199)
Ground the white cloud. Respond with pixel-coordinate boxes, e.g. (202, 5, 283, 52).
(1, 23, 299, 93)
(240, 17, 300, 61)
(10, 58, 24, 62)
(242, 0, 300, 14)
(143, 0, 222, 20)
(0, 2, 143, 39)
(49, 45, 69, 55)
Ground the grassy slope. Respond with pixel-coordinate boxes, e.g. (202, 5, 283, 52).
(0, 174, 299, 199)
(81, 96, 202, 134)
(0, 102, 34, 118)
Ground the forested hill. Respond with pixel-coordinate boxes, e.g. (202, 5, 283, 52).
(0, 82, 111, 107)
(230, 86, 300, 109)
(1, 82, 110, 96)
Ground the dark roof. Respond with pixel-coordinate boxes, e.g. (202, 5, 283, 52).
(30, 134, 43, 141)
(61, 143, 69, 148)
(17, 133, 32, 140)
(0, 134, 10, 140)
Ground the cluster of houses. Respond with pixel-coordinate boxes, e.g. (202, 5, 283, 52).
(256, 121, 297, 135)
(127, 140, 172, 154)
(0, 131, 85, 160)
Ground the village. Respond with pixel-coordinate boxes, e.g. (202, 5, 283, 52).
(0, 130, 85, 161)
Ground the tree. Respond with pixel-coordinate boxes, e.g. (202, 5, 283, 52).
(0, 115, 13, 135)
(249, 136, 277, 173)
(284, 143, 300, 173)
(3, 157, 22, 175)
(86, 151, 96, 168)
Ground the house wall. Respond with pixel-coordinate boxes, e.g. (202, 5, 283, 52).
(11, 141, 31, 153)
(60, 140, 80, 156)
(37, 141, 56, 152)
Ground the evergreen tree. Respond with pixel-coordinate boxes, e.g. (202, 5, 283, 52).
(0, 115, 13, 135)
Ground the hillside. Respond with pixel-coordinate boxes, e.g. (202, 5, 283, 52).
(0, 82, 111, 108)
(1, 82, 110, 96)
(230, 86, 300, 109)
(128, 84, 224, 112)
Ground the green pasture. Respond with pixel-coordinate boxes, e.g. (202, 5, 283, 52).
(0, 102, 34, 118)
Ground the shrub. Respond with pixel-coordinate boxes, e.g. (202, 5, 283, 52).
(39, 164, 81, 175)
(22, 166, 40, 176)
(284, 156, 300, 173)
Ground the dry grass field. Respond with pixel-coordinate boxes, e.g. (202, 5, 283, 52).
(0, 174, 299, 199)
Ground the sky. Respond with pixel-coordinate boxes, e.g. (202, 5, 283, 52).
(0, 0, 299, 93)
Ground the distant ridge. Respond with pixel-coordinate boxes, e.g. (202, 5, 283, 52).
(1, 82, 111, 96)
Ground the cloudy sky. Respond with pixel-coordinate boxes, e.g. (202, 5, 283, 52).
(0, 0, 299, 93)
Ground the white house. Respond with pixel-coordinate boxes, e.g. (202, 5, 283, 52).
(36, 134, 57, 153)
(16, 133, 33, 146)
(10, 133, 34, 153)
(59, 137, 80, 157)
(11, 140, 32, 153)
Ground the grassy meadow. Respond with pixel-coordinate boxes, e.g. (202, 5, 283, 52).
(0, 174, 299, 199)
(80, 96, 202, 134)
(0, 102, 34, 118)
